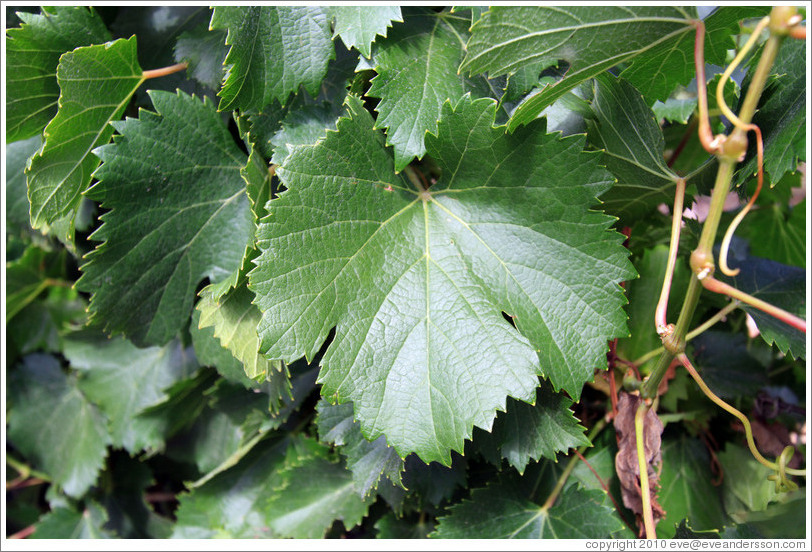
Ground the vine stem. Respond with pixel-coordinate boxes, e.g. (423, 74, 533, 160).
(699, 276, 806, 332)
(654, 178, 686, 334)
(642, 8, 793, 399)
(678, 353, 805, 478)
(142, 61, 188, 80)
(635, 401, 657, 539)
(633, 300, 740, 367)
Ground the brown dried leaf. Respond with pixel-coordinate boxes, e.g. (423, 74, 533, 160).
(614, 392, 665, 532)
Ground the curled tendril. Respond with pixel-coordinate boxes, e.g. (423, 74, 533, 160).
(768, 447, 800, 493)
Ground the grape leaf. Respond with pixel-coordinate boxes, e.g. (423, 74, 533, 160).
(264, 438, 373, 538)
(270, 102, 344, 165)
(250, 94, 632, 463)
(32, 503, 114, 539)
(718, 444, 779, 514)
(367, 8, 491, 171)
(739, 201, 805, 268)
(433, 481, 621, 538)
(63, 332, 199, 453)
(26, 37, 145, 232)
(478, 382, 589, 474)
(330, 6, 402, 58)
(173, 25, 229, 90)
(619, 6, 771, 104)
(690, 332, 767, 400)
(171, 439, 289, 538)
(586, 74, 682, 225)
(76, 90, 253, 347)
(197, 281, 288, 392)
(5, 6, 111, 142)
(190, 308, 259, 388)
(7, 354, 110, 498)
(5, 135, 41, 231)
(167, 380, 274, 477)
(738, 38, 806, 186)
(316, 400, 405, 496)
(657, 437, 726, 539)
(721, 246, 806, 359)
(652, 97, 697, 124)
(211, 6, 334, 111)
(460, 6, 695, 131)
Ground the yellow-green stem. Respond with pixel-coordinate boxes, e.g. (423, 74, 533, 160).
(635, 402, 657, 539)
(634, 300, 740, 367)
(679, 354, 805, 478)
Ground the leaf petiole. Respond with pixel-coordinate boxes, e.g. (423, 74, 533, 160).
(142, 61, 188, 80)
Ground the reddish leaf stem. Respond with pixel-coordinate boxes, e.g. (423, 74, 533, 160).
(8, 525, 35, 539)
(699, 275, 806, 332)
(142, 62, 188, 80)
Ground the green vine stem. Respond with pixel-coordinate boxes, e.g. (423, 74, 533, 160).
(642, 6, 797, 400)
(635, 401, 657, 539)
(654, 178, 686, 336)
(634, 299, 740, 367)
(678, 353, 805, 485)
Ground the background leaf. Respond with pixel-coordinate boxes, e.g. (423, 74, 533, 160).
(460, 6, 695, 130)
(211, 6, 334, 111)
(586, 74, 682, 225)
(26, 37, 144, 232)
(5, 6, 111, 142)
(8, 354, 110, 498)
(77, 90, 253, 346)
(330, 6, 402, 58)
(316, 400, 405, 496)
(433, 480, 621, 538)
(64, 332, 199, 453)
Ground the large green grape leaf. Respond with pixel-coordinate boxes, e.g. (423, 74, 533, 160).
(433, 481, 621, 538)
(190, 308, 260, 388)
(586, 74, 682, 225)
(737, 38, 806, 186)
(367, 8, 492, 171)
(211, 6, 334, 111)
(329, 6, 402, 58)
(316, 400, 405, 497)
(460, 6, 695, 130)
(63, 332, 199, 453)
(76, 90, 253, 347)
(7, 354, 110, 498)
(26, 37, 145, 233)
(5, 6, 111, 143)
(250, 94, 633, 464)
(477, 383, 589, 474)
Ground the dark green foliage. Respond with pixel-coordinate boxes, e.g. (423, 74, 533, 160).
(4, 5, 805, 541)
